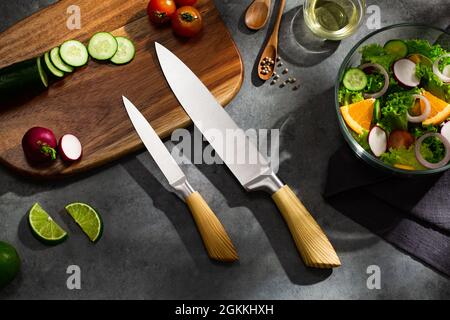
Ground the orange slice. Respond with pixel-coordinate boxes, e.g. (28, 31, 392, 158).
(340, 98, 375, 135)
(420, 90, 450, 125)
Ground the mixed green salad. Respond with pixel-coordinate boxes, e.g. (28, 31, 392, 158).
(339, 39, 450, 171)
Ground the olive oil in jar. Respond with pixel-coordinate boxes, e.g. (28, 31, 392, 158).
(304, 0, 365, 40)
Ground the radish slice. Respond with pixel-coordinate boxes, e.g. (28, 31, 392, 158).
(415, 133, 450, 169)
(359, 63, 390, 99)
(368, 126, 387, 157)
(393, 59, 420, 88)
(432, 54, 450, 83)
(407, 94, 431, 123)
(59, 134, 82, 162)
(441, 121, 450, 144)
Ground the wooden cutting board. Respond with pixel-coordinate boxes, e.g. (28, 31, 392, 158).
(0, 0, 243, 178)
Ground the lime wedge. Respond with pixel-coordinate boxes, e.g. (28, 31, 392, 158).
(28, 203, 68, 245)
(65, 203, 103, 243)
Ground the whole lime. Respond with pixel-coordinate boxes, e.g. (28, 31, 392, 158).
(0, 241, 21, 288)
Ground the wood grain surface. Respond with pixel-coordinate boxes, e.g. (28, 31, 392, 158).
(0, 0, 243, 178)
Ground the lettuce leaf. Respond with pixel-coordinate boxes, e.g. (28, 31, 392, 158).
(380, 146, 426, 170)
(351, 130, 370, 152)
(416, 63, 450, 102)
(421, 136, 446, 163)
(412, 124, 439, 138)
(365, 72, 385, 93)
(338, 87, 364, 105)
(360, 44, 397, 71)
(404, 40, 447, 60)
(378, 89, 419, 133)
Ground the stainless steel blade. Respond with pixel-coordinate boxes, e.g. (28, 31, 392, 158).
(155, 43, 281, 191)
(122, 96, 186, 187)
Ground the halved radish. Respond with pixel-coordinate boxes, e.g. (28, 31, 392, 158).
(59, 134, 82, 162)
(441, 121, 450, 143)
(393, 59, 420, 88)
(368, 126, 387, 157)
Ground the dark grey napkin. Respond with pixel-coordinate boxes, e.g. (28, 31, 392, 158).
(324, 146, 450, 276)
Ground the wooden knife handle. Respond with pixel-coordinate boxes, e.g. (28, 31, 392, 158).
(186, 192, 239, 262)
(272, 185, 341, 268)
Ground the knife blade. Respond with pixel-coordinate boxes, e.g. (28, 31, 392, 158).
(155, 42, 340, 268)
(122, 96, 238, 262)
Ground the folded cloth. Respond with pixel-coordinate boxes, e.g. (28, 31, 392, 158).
(324, 145, 450, 276)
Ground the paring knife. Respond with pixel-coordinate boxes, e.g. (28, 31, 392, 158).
(122, 96, 238, 262)
(155, 42, 340, 268)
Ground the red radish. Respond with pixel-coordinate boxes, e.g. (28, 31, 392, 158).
(393, 59, 420, 88)
(22, 127, 57, 163)
(368, 126, 387, 157)
(387, 130, 414, 150)
(58, 134, 82, 162)
(441, 121, 450, 143)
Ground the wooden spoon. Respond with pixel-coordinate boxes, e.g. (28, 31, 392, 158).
(257, 0, 286, 81)
(245, 0, 272, 31)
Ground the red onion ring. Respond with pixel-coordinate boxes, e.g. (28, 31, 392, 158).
(407, 94, 431, 123)
(444, 65, 450, 78)
(359, 63, 390, 99)
(415, 133, 450, 169)
(433, 54, 450, 83)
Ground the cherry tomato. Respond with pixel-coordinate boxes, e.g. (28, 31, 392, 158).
(387, 130, 414, 149)
(175, 0, 197, 5)
(147, 0, 176, 24)
(171, 6, 203, 37)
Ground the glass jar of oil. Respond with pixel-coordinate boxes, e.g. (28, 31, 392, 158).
(303, 0, 365, 40)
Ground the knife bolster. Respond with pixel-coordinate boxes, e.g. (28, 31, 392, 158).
(172, 178, 195, 200)
(244, 171, 284, 193)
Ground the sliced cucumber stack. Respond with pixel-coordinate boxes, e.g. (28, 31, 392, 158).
(37, 56, 48, 88)
(50, 47, 74, 73)
(0, 57, 48, 97)
(110, 36, 136, 65)
(60, 40, 89, 67)
(88, 32, 118, 61)
(44, 51, 64, 78)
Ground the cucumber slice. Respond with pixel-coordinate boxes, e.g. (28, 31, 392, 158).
(110, 37, 135, 65)
(50, 47, 74, 73)
(343, 68, 367, 91)
(384, 40, 408, 60)
(60, 40, 89, 67)
(44, 51, 64, 78)
(88, 32, 118, 61)
(37, 56, 48, 88)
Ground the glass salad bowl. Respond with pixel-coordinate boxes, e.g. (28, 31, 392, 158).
(335, 23, 450, 176)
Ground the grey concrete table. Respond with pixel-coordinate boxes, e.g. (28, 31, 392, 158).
(0, 0, 449, 299)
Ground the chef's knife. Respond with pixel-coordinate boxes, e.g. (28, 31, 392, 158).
(155, 43, 340, 268)
(122, 96, 238, 262)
